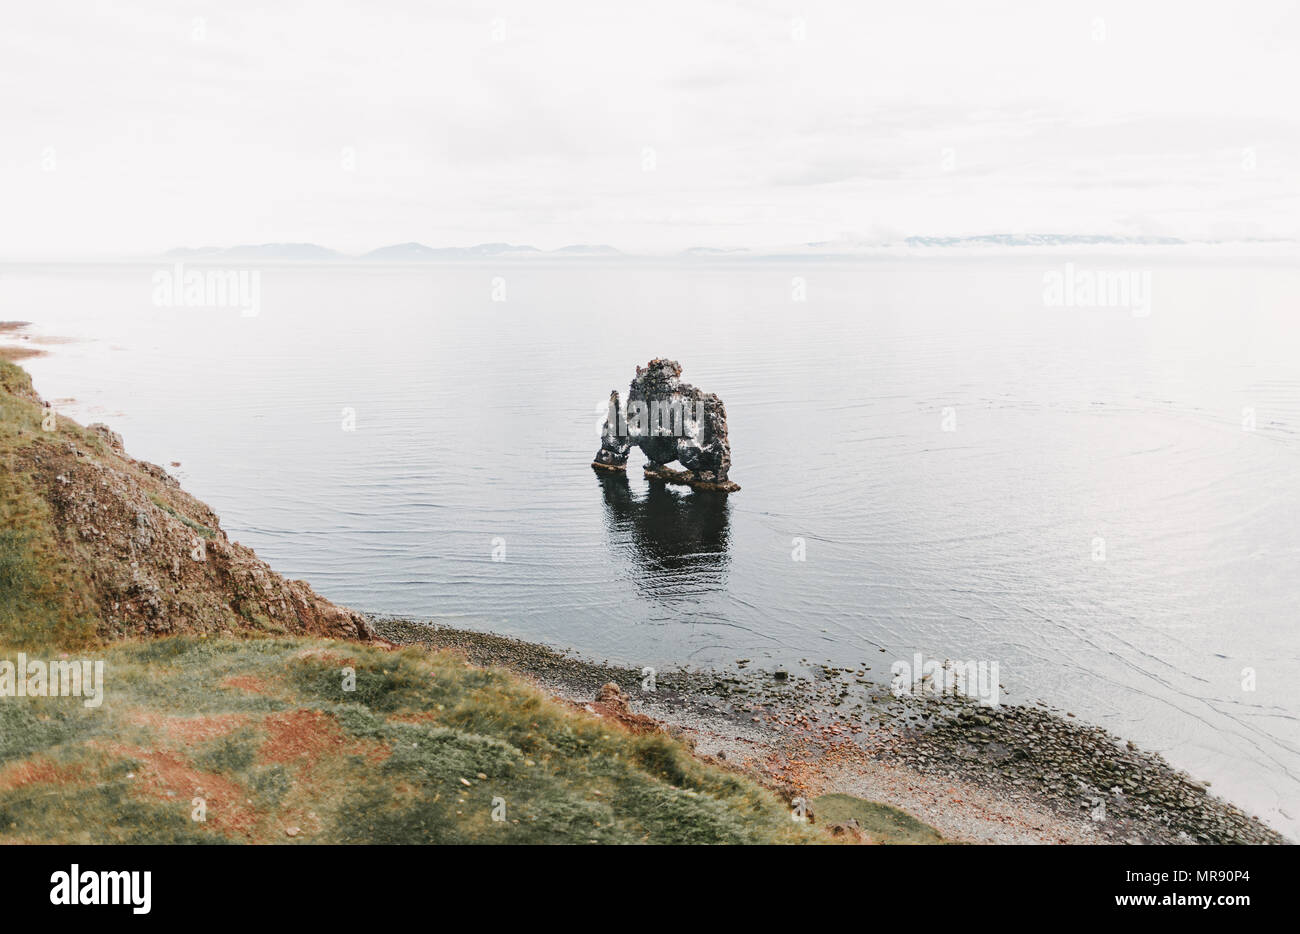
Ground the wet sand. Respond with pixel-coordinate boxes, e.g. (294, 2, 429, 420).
(0, 321, 76, 361)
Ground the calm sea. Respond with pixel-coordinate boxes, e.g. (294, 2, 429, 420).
(6, 256, 1298, 837)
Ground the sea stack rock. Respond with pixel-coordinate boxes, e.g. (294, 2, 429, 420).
(592, 358, 739, 492)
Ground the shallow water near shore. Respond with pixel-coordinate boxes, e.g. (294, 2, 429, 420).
(5, 257, 1299, 838)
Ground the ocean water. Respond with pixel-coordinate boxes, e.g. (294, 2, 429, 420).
(5, 257, 1298, 837)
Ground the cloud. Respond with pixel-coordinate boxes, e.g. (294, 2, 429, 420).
(1, 0, 1297, 256)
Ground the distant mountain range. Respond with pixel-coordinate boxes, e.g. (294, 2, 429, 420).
(362, 242, 543, 260)
(899, 234, 1186, 248)
(160, 234, 1291, 262)
(798, 233, 1191, 251)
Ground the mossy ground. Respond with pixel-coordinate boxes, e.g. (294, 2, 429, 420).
(0, 636, 823, 843)
(811, 793, 947, 844)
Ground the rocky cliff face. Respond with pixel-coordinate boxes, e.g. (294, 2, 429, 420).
(0, 361, 374, 644)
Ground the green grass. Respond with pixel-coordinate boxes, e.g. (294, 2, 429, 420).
(811, 793, 947, 844)
(0, 637, 822, 843)
(0, 472, 99, 648)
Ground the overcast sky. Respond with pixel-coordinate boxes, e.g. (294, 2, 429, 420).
(2, 0, 1298, 257)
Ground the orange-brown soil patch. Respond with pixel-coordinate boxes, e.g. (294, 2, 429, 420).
(128, 711, 254, 744)
(258, 708, 389, 770)
(99, 742, 261, 840)
(219, 674, 273, 695)
(0, 757, 86, 791)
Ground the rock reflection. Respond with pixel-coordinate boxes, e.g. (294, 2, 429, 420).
(596, 470, 731, 602)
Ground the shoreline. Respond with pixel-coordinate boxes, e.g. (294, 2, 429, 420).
(373, 617, 1288, 845)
